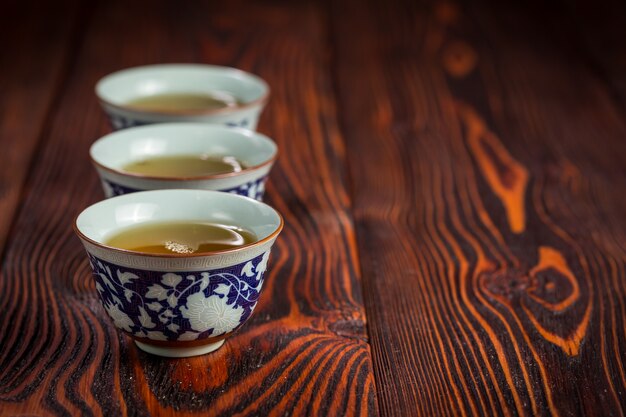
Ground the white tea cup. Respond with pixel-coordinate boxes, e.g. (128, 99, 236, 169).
(96, 64, 269, 130)
(90, 123, 277, 201)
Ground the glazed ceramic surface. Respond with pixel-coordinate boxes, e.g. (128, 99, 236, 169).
(96, 64, 269, 130)
(90, 123, 277, 201)
(74, 190, 283, 357)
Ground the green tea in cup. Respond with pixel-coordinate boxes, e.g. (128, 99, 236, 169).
(90, 124, 277, 200)
(96, 64, 270, 130)
(74, 189, 283, 357)
(122, 154, 246, 177)
(126, 92, 241, 112)
(106, 221, 257, 254)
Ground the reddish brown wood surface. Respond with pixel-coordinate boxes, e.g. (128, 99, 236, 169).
(332, 0, 626, 415)
(561, 0, 626, 112)
(1, 0, 626, 415)
(0, 0, 375, 416)
(0, 0, 83, 255)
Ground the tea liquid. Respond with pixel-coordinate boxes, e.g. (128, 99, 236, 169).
(122, 155, 245, 177)
(126, 92, 240, 112)
(106, 222, 257, 254)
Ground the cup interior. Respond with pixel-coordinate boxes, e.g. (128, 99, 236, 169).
(75, 190, 282, 252)
(96, 64, 269, 110)
(90, 123, 277, 177)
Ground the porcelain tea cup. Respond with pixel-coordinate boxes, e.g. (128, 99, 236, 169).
(73, 189, 283, 357)
(96, 64, 269, 130)
(90, 123, 277, 201)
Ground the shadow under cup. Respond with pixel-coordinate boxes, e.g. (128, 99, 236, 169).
(73, 190, 283, 358)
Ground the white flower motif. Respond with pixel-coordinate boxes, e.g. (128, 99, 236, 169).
(91, 253, 271, 342)
(199, 273, 210, 290)
(145, 284, 168, 300)
(158, 308, 176, 324)
(161, 273, 182, 287)
(178, 331, 199, 341)
(180, 292, 243, 336)
(98, 272, 116, 292)
(257, 181, 265, 197)
(167, 293, 177, 308)
(147, 302, 163, 312)
(214, 283, 231, 296)
(255, 251, 270, 281)
(105, 303, 134, 332)
(138, 306, 155, 329)
(117, 271, 139, 284)
(247, 183, 257, 199)
(242, 261, 255, 277)
(145, 331, 167, 341)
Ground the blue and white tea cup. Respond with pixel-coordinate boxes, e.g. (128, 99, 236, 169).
(74, 189, 283, 357)
(96, 64, 269, 130)
(90, 123, 278, 201)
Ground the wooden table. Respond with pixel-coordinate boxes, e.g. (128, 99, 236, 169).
(1, 0, 625, 415)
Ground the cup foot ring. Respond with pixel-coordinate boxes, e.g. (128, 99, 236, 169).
(135, 339, 225, 357)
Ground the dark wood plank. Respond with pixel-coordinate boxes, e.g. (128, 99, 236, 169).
(0, 0, 84, 256)
(0, 0, 377, 415)
(558, 0, 626, 112)
(332, 0, 626, 415)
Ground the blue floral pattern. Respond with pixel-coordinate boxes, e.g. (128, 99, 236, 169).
(225, 119, 250, 128)
(107, 114, 147, 130)
(102, 176, 268, 200)
(103, 179, 140, 196)
(88, 252, 270, 341)
(106, 113, 250, 131)
(222, 176, 267, 200)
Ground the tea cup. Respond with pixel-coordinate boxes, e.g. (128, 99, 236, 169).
(96, 64, 269, 130)
(90, 123, 277, 201)
(73, 189, 283, 357)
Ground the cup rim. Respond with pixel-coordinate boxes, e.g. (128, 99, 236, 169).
(90, 124, 278, 181)
(95, 64, 270, 117)
(73, 190, 284, 259)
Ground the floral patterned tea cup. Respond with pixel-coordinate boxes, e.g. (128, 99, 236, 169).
(73, 189, 283, 357)
(90, 123, 278, 201)
(96, 64, 269, 130)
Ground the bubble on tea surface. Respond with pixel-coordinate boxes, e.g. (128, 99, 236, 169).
(165, 241, 195, 254)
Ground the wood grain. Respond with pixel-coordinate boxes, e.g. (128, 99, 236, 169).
(0, 0, 84, 256)
(559, 0, 626, 112)
(331, 0, 626, 415)
(0, 0, 376, 415)
(3, 0, 626, 415)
